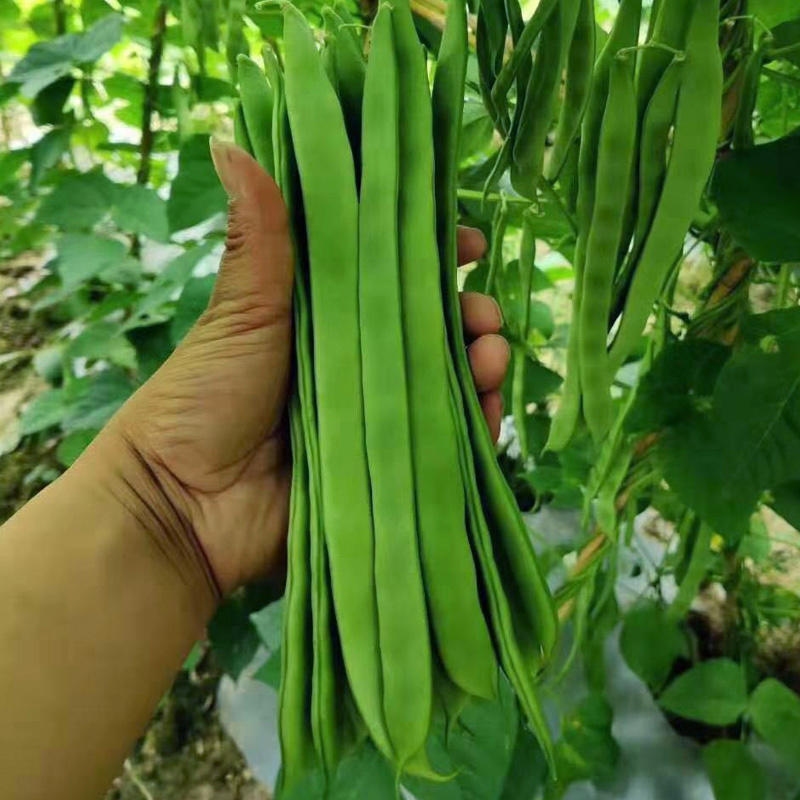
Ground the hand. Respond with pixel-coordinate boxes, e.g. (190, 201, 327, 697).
(111, 141, 510, 596)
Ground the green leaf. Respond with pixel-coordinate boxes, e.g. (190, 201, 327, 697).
(252, 648, 281, 690)
(65, 322, 137, 370)
(626, 339, 731, 433)
(32, 75, 75, 125)
(170, 275, 215, 344)
(658, 659, 747, 726)
(8, 13, 123, 95)
(208, 594, 261, 681)
(749, 0, 800, 29)
(711, 137, 800, 262)
(167, 134, 227, 232)
(181, 641, 204, 673)
(131, 241, 217, 322)
(620, 601, 689, 691)
(250, 597, 284, 651)
(552, 693, 620, 789)
(111, 183, 170, 241)
(37, 169, 116, 230)
(30, 127, 72, 190)
(128, 323, 174, 380)
(61, 369, 135, 432)
(498, 721, 548, 799)
(56, 429, 98, 466)
(749, 678, 800, 771)
(56, 233, 127, 289)
(71, 13, 124, 63)
(660, 309, 800, 541)
(407, 677, 520, 800)
(702, 740, 766, 800)
(20, 388, 68, 434)
(770, 480, 800, 529)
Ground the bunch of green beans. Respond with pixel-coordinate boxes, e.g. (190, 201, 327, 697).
(539, 0, 723, 449)
(234, 0, 557, 792)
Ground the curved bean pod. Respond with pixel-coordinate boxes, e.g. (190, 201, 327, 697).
(434, 0, 558, 687)
(546, 0, 596, 181)
(609, 0, 722, 372)
(545, 0, 641, 451)
(282, 3, 392, 760)
(237, 55, 274, 175)
(392, 0, 497, 702)
(359, 6, 432, 766)
(578, 53, 638, 443)
(510, 7, 562, 198)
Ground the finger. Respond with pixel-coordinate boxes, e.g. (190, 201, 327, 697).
(468, 334, 510, 393)
(208, 138, 294, 317)
(461, 292, 502, 340)
(480, 391, 504, 443)
(457, 226, 487, 266)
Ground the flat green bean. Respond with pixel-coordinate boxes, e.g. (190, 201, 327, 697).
(358, 6, 431, 766)
(282, 3, 392, 761)
(237, 55, 274, 175)
(545, 0, 641, 451)
(510, 8, 562, 198)
(490, 0, 560, 107)
(609, 0, 722, 372)
(579, 53, 637, 443)
(434, 0, 558, 681)
(392, 0, 497, 703)
(631, 57, 684, 264)
(546, 0, 596, 180)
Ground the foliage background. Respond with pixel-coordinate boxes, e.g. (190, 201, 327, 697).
(2, 0, 800, 798)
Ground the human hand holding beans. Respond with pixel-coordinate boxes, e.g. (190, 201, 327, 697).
(110, 142, 509, 594)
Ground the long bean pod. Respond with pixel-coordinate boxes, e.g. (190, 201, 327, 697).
(578, 53, 637, 443)
(546, 0, 596, 180)
(631, 57, 684, 264)
(510, 8, 562, 198)
(392, 0, 497, 703)
(237, 55, 274, 175)
(434, 0, 558, 683)
(545, 0, 641, 451)
(282, 3, 392, 759)
(490, 0, 560, 107)
(609, 0, 722, 372)
(359, 6, 431, 766)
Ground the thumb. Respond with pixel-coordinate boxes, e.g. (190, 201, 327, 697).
(209, 138, 294, 322)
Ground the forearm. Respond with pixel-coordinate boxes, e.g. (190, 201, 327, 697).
(0, 425, 219, 800)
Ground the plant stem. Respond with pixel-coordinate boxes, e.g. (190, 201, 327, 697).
(457, 188, 529, 206)
(137, 1, 169, 187)
(776, 263, 794, 308)
(54, 0, 66, 35)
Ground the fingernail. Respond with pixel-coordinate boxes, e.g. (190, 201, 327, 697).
(489, 296, 504, 327)
(210, 137, 249, 200)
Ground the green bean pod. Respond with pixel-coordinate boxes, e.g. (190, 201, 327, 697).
(237, 55, 274, 176)
(278, 396, 317, 794)
(434, 0, 558, 683)
(732, 40, 764, 151)
(445, 353, 556, 771)
(546, 0, 596, 181)
(322, 7, 366, 172)
(282, 3, 392, 760)
(510, 8, 562, 198)
(490, 0, 560, 107)
(392, 0, 497, 703)
(636, 0, 694, 118)
(233, 100, 252, 155)
(358, 6, 432, 766)
(545, 0, 641, 451)
(578, 53, 637, 443)
(631, 56, 684, 264)
(609, 0, 722, 372)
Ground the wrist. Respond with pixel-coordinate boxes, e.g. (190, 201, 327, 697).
(72, 423, 222, 623)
